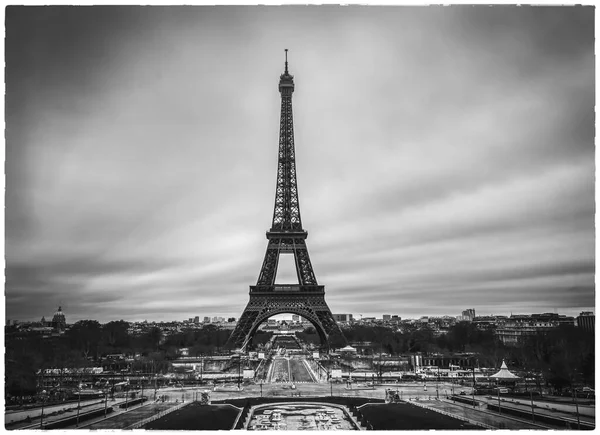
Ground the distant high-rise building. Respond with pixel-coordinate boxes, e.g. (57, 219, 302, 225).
(576, 312, 595, 333)
(292, 315, 300, 322)
(194, 316, 200, 324)
(382, 315, 391, 321)
(462, 309, 476, 321)
(203, 317, 211, 323)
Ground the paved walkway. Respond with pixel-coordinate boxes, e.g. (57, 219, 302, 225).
(421, 399, 547, 429)
(82, 402, 176, 429)
(477, 396, 595, 425)
(5, 398, 110, 428)
(493, 396, 595, 417)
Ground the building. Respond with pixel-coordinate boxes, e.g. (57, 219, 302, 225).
(462, 309, 476, 321)
(472, 315, 506, 331)
(382, 315, 391, 321)
(51, 306, 67, 331)
(194, 316, 200, 324)
(333, 314, 353, 322)
(496, 314, 562, 346)
(203, 317, 211, 323)
(576, 312, 595, 333)
(221, 321, 237, 330)
(411, 354, 478, 370)
(291, 315, 300, 322)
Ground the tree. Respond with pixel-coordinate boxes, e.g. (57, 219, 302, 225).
(102, 320, 130, 349)
(67, 320, 102, 360)
(145, 327, 163, 351)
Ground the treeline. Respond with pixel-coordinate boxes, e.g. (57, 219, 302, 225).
(5, 320, 235, 397)
(5, 320, 594, 396)
(299, 322, 594, 390)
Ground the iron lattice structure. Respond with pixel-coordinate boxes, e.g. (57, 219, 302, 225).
(227, 52, 345, 351)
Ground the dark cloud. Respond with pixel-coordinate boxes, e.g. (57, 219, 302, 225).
(5, 6, 594, 322)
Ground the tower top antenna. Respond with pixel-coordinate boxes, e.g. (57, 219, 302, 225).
(285, 49, 288, 73)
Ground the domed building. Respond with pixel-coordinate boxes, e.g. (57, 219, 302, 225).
(51, 306, 67, 331)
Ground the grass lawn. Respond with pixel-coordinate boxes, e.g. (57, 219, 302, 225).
(143, 403, 240, 430)
(289, 359, 314, 382)
(360, 403, 481, 430)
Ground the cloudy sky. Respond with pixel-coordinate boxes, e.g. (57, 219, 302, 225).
(5, 6, 595, 323)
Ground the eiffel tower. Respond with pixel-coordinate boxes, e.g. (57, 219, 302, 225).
(227, 51, 345, 351)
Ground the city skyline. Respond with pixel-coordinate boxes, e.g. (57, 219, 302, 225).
(6, 6, 595, 324)
(9, 304, 591, 326)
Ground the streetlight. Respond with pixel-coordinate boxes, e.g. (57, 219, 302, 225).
(572, 390, 581, 429)
(471, 367, 476, 408)
(76, 379, 81, 427)
(153, 361, 158, 401)
(497, 387, 501, 415)
(200, 354, 204, 383)
(39, 390, 47, 429)
(104, 388, 108, 418)
(260, 380, 263, 398)
(436, 367, 440, 399)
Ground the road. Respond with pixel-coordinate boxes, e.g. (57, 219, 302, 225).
(7, 382, 595, 430)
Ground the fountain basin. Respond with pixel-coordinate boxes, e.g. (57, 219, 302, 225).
(246, 402, 360, 431)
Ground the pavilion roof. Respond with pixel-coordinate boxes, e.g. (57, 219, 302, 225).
(490, 360, 520, 379)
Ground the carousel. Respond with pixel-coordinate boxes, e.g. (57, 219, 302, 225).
(490, 360, 520, 391)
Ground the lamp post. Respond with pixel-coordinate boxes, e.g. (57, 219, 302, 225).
(573, 390, 581, 429)
(472, 367, 476, 408)
(39, 390, 47, 429)
(104, 388, 108, 418)
(436, 367, 440, 399)
(260, 380, 263, 398)
(200, 354, 203, 383)
(530, 391, 535, 423)
(497, 387, 501, 415)
(153, 362, 158, 401)
(76, 379, 81, 427)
